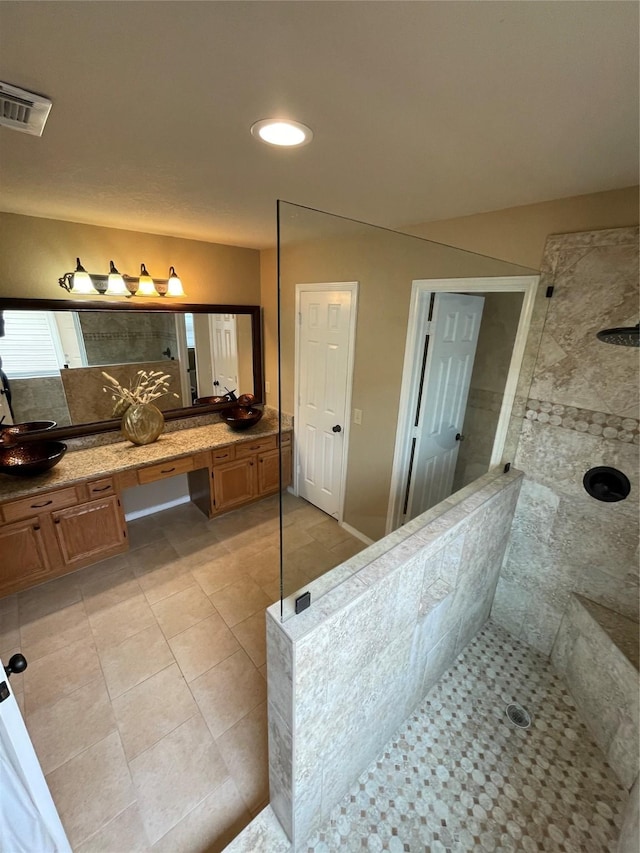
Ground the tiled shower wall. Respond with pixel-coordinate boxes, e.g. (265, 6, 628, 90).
(492, 226, 639, 655)
(266, 468, 522, 847)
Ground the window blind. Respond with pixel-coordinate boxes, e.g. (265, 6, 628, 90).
(0, 311, 63, 378)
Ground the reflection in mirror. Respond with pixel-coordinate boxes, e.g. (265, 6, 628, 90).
(0, 307, 259, 428)
(278, 202, 546, 618)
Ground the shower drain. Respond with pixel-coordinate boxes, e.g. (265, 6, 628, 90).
(505, 702, 532, 729)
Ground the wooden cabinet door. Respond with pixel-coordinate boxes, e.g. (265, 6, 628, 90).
(257, 446, 292, 495)
(212, 458, 255, 513)
(0, 517, 57, 596)
(52, 496, 127, 568)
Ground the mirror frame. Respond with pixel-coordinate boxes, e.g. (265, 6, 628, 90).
(0, 297, 263, 440)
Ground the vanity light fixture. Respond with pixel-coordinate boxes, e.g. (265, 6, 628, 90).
(69, 258, 93, 294)
(106, 261, 127, 296)
(137, 263, 159, 297)
(167, 266, 185, 297)
(250, 118, 313, 147)
(58, 261, 186, 297)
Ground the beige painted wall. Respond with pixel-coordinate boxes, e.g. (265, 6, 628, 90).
(0, 213, 260, 304)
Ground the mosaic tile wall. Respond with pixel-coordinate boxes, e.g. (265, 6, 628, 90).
(267, 468, 523, 847)
(492, 226, 640, 654)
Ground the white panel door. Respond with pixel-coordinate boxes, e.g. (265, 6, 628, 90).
(406, 293, 484, 520)
(298, 289, 353, 518)
(210, 313, 239, 394)
(0, 662, 71, 852)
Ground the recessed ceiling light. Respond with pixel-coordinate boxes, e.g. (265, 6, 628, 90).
(250, 118, 313, 147)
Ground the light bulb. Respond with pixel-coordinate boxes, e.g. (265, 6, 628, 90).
(137, 263, 158, 296)
(166, 266, 184, 297)
(72, 258, 94, 294)
(106, 260, 127, 296)
(250, 118, 313, 147)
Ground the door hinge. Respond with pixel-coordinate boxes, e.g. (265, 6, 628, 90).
(546, 286, 554, 298)
(424, 320, 432, 335)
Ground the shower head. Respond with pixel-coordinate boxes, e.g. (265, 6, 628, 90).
(596, 324, 639, 347)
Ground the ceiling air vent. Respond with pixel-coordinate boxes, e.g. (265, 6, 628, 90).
(0, 82, 52, 136)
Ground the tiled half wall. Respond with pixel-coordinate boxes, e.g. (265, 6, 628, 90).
(265, 467, 523, 847)
(492, 226, 640, 655)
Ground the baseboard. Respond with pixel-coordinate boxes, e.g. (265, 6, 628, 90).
(339, 521, 374, 546)
(125, 495, 191, 521)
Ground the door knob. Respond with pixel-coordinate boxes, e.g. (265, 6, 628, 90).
(332, 424, 342, 433)
(455, 433, 464, 442)
(4, 653, 27, 678)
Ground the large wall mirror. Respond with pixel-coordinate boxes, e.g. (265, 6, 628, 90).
(0, 298, 263, 438)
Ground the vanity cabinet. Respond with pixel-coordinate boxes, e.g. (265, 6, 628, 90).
(211, 432, 292, 515)
(0, 426, 292, 596)
(52, 495, 127, 568)
(0, 516, 57, 596)
(0, 482, 128, 596)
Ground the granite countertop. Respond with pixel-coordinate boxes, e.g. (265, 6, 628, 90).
(0, 409, 292, 502)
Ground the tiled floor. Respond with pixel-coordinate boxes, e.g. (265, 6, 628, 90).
(0, 492, 364, 852)
(305, 621, 628, 852)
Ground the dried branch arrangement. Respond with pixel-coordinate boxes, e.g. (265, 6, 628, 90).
(102, 369, 179, 414)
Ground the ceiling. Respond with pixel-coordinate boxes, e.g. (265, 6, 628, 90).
(0, 1, 638, 249)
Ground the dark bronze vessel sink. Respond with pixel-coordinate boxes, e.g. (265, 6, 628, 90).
(0, 441, 67, 477)
(0, 420, 57, 438)
(220, 406, 264, 431)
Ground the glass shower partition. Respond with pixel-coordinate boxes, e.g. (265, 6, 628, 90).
(277, 201, 544, 620)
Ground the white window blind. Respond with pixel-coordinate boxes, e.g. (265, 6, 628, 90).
(0, 311, 63, 379)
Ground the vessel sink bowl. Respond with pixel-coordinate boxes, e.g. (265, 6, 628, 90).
(0, 441, 67, 477)
(1, 420, 57, 438)
(220, 406, 264, 431)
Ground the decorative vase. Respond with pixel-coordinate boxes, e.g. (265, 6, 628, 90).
(121, 403, 165, 445)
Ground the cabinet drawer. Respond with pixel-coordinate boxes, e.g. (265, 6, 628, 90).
(212, 445, 236, 466)
(86, 477, 115, 498)
(279, 432, 292, 447)
(234, 435, 277, 459)
(137, 456, 195, 485)
(2, 486, 79, 523)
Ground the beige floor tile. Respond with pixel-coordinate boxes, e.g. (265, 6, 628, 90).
(46, 730, 135, 849)
(151, 584, 215, 639)
(191, 552, 243, 596)
(307, 518, 354, 549)
(259, 662, 267, 680)
(20, 600, 92, 662)
(232, 610, 267, 668)
(281, 524, 316, 553)
(171, 530, 225, 562)
(23, 639, 104, 715)
(17, 573, 82, 623)
(127, 517, 165, 550)
(0, 605, 20, 658)
(191, 649, 266, 739)
(76, 803, 150, 853)
(75, 553, 131, 592)
(82, 565, 143, 616)
(280, 565, 313, 599)
(129, 713, 229, 845)
(245, 545, 281, 588)
(329, 536, 366, 563)
(285, 541, 340, 580)
(217, 701, 269, 814)
(0, 593, 18, 616)
(152, 777, 251, 853)
(112, 663, 198, 760)
(282, 503, 328, 529)
(100, 623, 174, 699)
(27, 676, 116, 775)
(209, 576, 271, 628)
(134, 556, 198, 605)
(168, 612, 240, 683)
(88, 593, 156, 650)
(132, 539, 180, 573)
